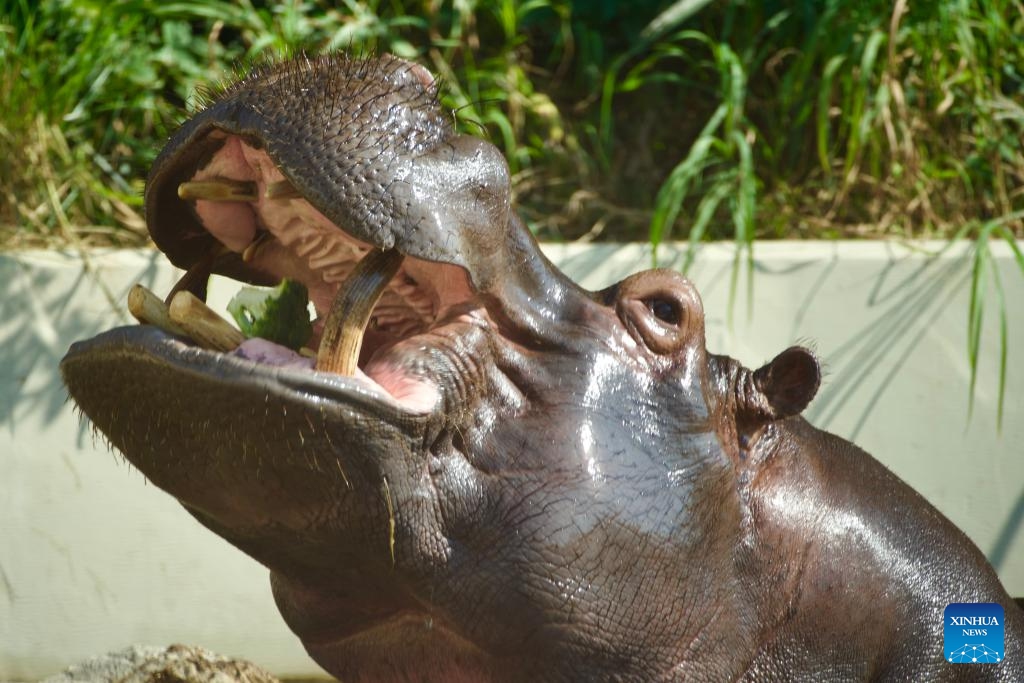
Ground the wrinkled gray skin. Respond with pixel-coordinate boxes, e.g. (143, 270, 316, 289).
(62, 55, 1023, 681)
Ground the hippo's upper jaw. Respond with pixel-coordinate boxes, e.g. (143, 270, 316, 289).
(62, 54, 833, 681)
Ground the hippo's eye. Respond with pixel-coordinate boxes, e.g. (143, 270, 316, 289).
(646, 298, 682, 326)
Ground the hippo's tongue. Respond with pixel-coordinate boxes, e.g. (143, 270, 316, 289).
(231, 338, 313, 369)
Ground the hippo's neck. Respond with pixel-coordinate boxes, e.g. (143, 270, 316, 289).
(735, 417, 1024, 680)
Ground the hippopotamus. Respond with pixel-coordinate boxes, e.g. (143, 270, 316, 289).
(61, 54, 1023, 681)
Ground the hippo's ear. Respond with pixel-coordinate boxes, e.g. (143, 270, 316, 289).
(737, 346, 820, 433)
(753, 346, 820, 418)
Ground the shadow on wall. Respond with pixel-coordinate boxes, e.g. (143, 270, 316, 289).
(991, 489, 1024, 574)
(800, 250, 970, 441)
(0, 251, 166, 442)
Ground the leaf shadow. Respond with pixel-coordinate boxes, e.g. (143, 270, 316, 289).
(804, 252, 970, 441)
(0, 252, 169, 440)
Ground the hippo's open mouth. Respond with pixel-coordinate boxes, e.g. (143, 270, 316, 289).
(66, 54, 526, 423)
(59, 53, 565, 665)
(111, 143, 484, 418)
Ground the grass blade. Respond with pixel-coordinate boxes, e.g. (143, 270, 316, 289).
(649, 103, 728, 261)
(681, 176, 732, 273)
(640, 0, 717, 43)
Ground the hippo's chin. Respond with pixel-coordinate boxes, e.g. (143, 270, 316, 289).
(272, 594, 500, 683)
(60, 295, 485, 545)
(302, 618, 499, 683)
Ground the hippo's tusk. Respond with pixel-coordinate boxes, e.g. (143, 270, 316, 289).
(128, 284, 189, 337)
(164, 244, 225, 305)
(316, 248, 404, 376)
(242, 231, 274, 263)
(168, 291, 246, 352)
(264, 179, 302, 200)
(177, 179, 258, 202)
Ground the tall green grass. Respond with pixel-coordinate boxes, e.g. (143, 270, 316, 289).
(1, 0, 1022, 419)
(593, 0, 1024, 420)
(596, 0, 1024, 246)
(0, 0, 582, 244)
(10, 1, 1017, 245)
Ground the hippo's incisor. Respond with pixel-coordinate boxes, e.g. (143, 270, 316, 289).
(62, 54, 1023, 681)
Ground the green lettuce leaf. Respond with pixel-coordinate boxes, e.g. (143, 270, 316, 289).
(227, 279, 312, 351)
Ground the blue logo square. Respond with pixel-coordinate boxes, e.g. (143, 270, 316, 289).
(944, 603, 1005, 664)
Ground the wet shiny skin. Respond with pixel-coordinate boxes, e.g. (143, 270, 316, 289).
(62, 55, 1023, 682)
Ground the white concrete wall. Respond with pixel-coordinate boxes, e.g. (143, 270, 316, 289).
(2, 242, 1022, 680)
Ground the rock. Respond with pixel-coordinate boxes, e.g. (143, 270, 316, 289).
(42, 644, 281, 683)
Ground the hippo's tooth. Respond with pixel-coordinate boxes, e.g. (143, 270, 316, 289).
(264, 179, 302, 200)
(242, 231, 273, 263)
(168, 291, 246, 352)
(177, 179, 257, 202)
(164, 244, 223, 305)
(128, 284, 189, 337)
(316, 248, 404, 376)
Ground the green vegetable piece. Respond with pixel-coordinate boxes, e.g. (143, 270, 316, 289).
(227, 279, 312, 351)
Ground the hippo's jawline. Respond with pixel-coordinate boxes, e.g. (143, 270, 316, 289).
(65, 324, 434, 420)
